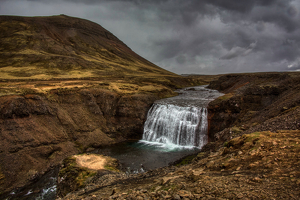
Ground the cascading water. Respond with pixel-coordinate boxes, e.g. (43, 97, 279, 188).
(140, 85, 223, 149)
(143, 104, 208, 147)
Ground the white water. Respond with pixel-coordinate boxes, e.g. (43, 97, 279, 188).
(142, 104, 208, 148)
(141, 85, 223, 149)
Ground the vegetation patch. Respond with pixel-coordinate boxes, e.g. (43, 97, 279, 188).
(245, 132, 261, 143)
(217, 93, 233, 101)
(57, 154, 121, 197)
(175, 154, 197, 166)
(210, 93, 233, 105)
(57, 157, 96, 197)
(0, 166, 5, 183)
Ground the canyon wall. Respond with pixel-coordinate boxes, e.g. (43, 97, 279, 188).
(207, 72, 300, 142)
(0, 88, 159, 193)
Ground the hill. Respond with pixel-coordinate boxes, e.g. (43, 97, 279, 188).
(0, 15, 208, 97)
(0, 14, 174, 79)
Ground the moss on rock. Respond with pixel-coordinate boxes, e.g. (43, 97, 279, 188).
(57, 154, 120, 197)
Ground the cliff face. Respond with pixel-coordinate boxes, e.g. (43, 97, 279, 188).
(0, 88, 159, 193)
(207, 72, 300, 141)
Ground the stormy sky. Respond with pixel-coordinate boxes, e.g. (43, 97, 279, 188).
(1, 0, 300, 74)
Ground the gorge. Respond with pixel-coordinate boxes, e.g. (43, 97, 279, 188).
(0, 15, 299, 199)
(56, 72, 300, 200)
(94, 86, 223, 174)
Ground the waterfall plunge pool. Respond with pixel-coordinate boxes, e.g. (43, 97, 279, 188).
(94, 85, 223, 173)
(93, 140, 201, 173)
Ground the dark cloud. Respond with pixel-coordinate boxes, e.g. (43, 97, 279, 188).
(1, 0, 300, 74)
(220, 42, 257, 60)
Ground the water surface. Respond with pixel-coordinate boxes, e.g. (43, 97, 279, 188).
(94, 140, 200, 173)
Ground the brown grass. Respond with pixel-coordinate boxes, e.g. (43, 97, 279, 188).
(73, 154, 107, 171)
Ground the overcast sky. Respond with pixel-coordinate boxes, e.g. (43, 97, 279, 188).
(1, 0, 300, 74)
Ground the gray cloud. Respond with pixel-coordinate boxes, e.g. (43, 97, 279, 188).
(220, 42, 257, 60)
(1, 0, 300, 74)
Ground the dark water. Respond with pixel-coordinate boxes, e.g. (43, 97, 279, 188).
(93, 140, 201, 173)
(2, 167, 58, 200)
(156, 85, 223, 107)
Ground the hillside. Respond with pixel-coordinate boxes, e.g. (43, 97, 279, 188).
(0, 14, 174, 80)
(0, 15, 209, 98)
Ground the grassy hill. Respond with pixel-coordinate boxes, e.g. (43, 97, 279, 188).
(0, 15, 175, 79)
(0, 15, 208, 97)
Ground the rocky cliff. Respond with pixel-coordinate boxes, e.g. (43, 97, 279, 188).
(0, 87, 161, 194)
(207, 72, 300, 141)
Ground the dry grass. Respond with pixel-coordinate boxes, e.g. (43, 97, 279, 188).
(0, 16, 215, 97)
(73, 154, 107, 171)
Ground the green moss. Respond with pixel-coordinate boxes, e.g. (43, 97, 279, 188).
(58, 156, 97, 194)
(161, 185, 176, 191)
(224, 141, 229, 147)
(76, 170, 96, 188)
(104, 165, 120, 172)
(46, 93, 59, 102)
(232, 126, 242, 134)
(59, 157, 77, 177)
(211, 93, 234, 105)
(245, 132, 261, 143)
(176, 155, 197, 166)
(217, 93, 234, 101)
(74, 141, 85, 152)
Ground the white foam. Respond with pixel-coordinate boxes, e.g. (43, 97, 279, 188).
(138, 140, 198, 152)
(142, 105, 208, 148)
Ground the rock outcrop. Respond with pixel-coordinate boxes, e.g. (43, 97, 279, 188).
(0, 88, 159, 194)
(57, 154, 120, 197)
(207, 72, 300, 141)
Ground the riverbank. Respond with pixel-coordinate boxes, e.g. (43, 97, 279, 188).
(57, 71, 300, 199)
(57, 129, 300, 200)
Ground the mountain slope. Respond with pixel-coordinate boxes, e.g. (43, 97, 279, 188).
(0, 15, 175, 80)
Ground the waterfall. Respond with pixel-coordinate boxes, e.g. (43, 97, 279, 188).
(142, 104, 208, 148)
